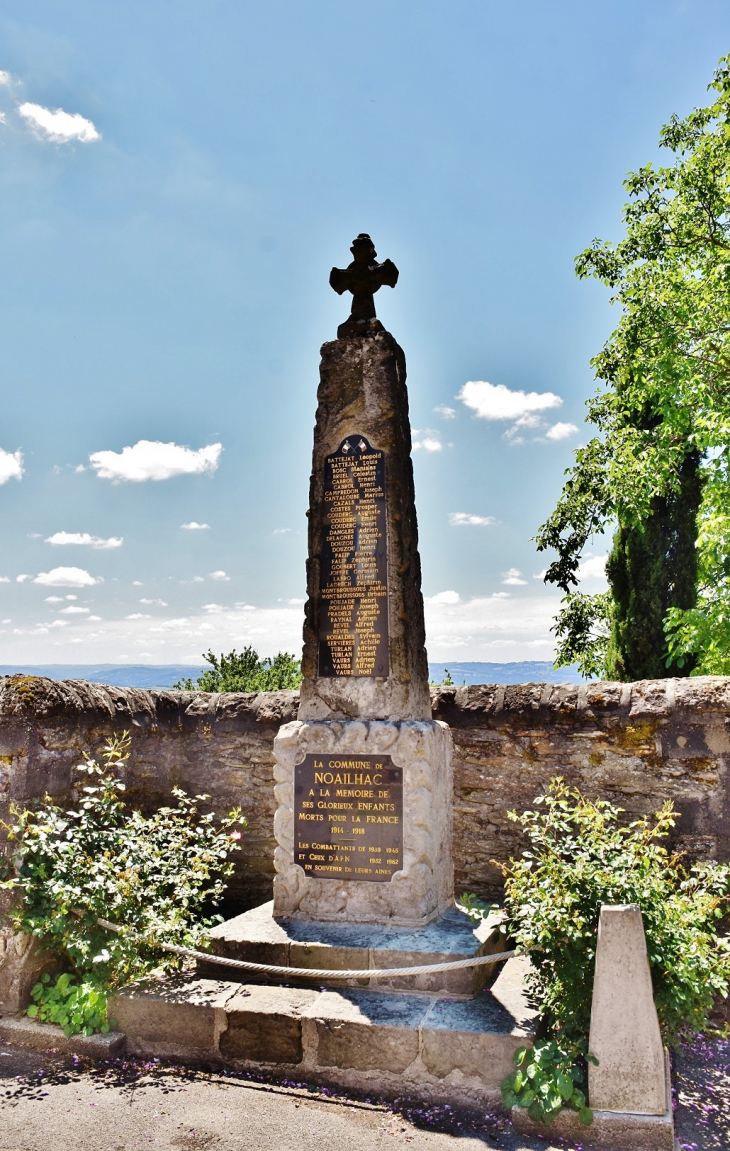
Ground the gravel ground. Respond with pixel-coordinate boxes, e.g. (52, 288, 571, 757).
(0, 1037, 727, 1151)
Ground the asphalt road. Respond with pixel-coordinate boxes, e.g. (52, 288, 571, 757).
(0, 1044, 577, 1151)
(0, 1037, 727, 1151)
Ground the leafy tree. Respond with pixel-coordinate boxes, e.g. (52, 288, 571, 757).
(536, 57, 730, 677)
(175, 646, 302, 692)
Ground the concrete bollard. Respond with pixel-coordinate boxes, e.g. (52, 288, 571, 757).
(588, 904, 666, 1115)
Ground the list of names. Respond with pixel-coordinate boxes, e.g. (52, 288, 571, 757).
(318, 434, 389, 678)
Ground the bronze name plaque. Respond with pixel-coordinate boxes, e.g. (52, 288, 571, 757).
(318, 434, 389, 678)
(294, 753, 403, 882)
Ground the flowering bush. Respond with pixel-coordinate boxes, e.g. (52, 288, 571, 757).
(1, 731, 244, 1032)
(496, 778, 730, 1124)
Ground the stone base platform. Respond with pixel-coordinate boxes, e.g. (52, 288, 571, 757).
(109, 955, 536, 1111)
(197, 900, 506, 998)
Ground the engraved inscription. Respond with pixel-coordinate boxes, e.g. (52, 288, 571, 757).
(318, 435, 389, 678)
(294, 753, 403, 882)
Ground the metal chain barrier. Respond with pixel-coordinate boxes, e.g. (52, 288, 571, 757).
(94, 916, 518, 980)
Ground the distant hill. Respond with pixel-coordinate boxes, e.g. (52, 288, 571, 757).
(0, 661, 586, 689)
(0, 665, 207, 689)
(428, 661, 587, 685)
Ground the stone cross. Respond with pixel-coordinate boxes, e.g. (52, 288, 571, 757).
(329, 233, 399, 338)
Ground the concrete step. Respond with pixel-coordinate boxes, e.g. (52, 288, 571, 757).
(198, 899, 506, 997)
(109, 955, 536, 1110)
(0, 1016, 126, 1057)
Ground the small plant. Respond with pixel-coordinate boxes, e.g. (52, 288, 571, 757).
(502, 1038, 595, 1125)
(458, 892, 498, 922)
(1, 732, 244, 1033)
(28, 973, 110, 1037)
(175, 646, 302, 692)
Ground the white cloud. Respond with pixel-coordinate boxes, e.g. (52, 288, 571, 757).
(33, 567, 100, 588)
(192, 576, 204, 582)
(412, 430, 442, 452)
(16, 574, 32, 583)
(0, 71, 13, 86)
(126, 613, 151, 620)
(448, 512, 497, 527)
(434, 405, 456, 419)
(0, 448, 23, 485)
(210, 570, 230, 581)
(44, 595, 63, 603)
(48, 620, 67, 629)
(544, 422, 579, 441)
(88, 615, 102, 621)
(18, 102, 100, 144)
(0, 576, 8, 583)
(132, 580, 143, 586)
(273, 528, 291, 535)
(181, 522, 210, 531)
(424, 591, 562, 660)
(502, 568, 528, 586)
(65, 595, 78, 600)
(89, 440, 222, 483)
(202, 603, 225, 613)
(140, 598, 168, 607)
(458, 380, 563, 423)
(578, 553, 608, 580)
(425, 590, 461, 605)
(45, 531, 123, 549)
(60, 605, 90, 615)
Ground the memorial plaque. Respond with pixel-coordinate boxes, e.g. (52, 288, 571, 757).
(294, 753, 402, 882)
(318, 434, 389, 678)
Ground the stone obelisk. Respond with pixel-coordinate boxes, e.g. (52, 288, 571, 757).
(272, 234, 453, 927)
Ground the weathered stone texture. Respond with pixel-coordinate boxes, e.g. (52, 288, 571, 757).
(1, 673, 729, 918)
(299, 333, 431, 722)
(271, 718, 453, 925)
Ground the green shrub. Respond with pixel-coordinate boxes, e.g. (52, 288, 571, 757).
(28, 973, 110, 1037)
(501, 1037, 595, 1126)
(495, 778, 730, 1122)
(174, 646, 302, 692)
(1, 732, 244, 1033)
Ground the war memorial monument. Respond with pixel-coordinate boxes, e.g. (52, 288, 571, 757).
(205, 234, 504, 992)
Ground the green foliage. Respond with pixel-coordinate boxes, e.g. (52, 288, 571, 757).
(429, 668, 455, 687)
(457, 892, 498, 922)
(551, 591, 612, 680)
(604, 453, 702, 680)
(537, 57, 730, 677)
(501, 1038, 595, 1126)
(1, 732, 244, 1032)
(27, 973, 110, 1038)
(498, 780, 730, 1048)
(174, 646, 302, 692)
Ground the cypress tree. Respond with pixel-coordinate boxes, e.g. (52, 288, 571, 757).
(605, 452, 702, 680)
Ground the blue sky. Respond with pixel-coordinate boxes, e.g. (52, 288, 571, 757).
(1, 1, 729, 665)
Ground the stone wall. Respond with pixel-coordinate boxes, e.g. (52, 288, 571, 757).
(1, 674, 729, 916)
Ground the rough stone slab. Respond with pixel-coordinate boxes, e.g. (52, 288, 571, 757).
(0, 1015, 125, 1057)
(108, 975, 238, 1060)
(304, 988, 429, 1073)
(200, 899, 505, 996)
(220, 985, 319, 1063)
(112, 959, 536, 1110)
